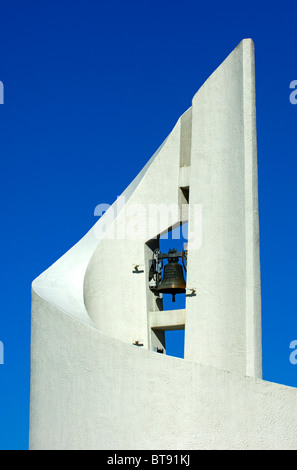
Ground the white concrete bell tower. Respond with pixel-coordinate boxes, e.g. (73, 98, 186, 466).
(30, 39, 297, 450)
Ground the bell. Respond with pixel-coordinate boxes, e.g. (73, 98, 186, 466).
(156, 259, 186, 302)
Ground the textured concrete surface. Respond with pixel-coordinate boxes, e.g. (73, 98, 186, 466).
(30, 39, 297, 450)
(184, 39, 262, 379)
(30, 292, 297, 450)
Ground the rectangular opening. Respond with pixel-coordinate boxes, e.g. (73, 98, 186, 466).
(165, 330, 185, 359)
(159, 222, 188, 311)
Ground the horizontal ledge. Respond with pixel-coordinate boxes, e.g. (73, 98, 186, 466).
(149, 309, 185, 331)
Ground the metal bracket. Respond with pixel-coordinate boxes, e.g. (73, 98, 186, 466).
(186, 288, 196, 297)
(132, 264, 144, 273)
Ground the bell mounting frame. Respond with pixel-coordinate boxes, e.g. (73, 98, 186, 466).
(148, 247, 187, 296)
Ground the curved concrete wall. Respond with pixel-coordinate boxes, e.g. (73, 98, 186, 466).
(83, 113, 187, 346)
(30, 292, 297, 450)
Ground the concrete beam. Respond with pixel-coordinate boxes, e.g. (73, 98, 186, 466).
(149, 309, 185, 330)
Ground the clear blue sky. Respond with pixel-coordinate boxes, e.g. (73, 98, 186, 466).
(1, 0, 297, 450)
